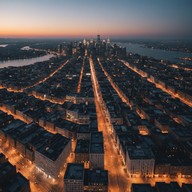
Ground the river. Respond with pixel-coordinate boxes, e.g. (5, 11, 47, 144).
(0, 44, 8, 48)
(1, 42, 192, 68)
(0, 54, 54, 68)
(114, 42, 192, 64)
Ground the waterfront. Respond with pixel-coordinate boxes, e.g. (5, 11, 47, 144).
(1, 42, 192, 69)
(114, 42, 192, 64)
(0, 54, 54, 68)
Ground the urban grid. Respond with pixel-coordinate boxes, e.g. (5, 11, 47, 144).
(0, 35, 192, 192)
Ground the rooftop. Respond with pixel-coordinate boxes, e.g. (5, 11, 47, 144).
(90, 143, 104, 153)
(37, 134, 70, 161)
(84, 169, 108, 186)
(131, 183, 154, 192)
(64, 163, 84, 180)
(127, 146, 154, 159)
(91, 131, 103, 144)
(75, 139, 90, 153)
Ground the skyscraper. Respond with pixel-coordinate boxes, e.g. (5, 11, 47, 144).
(107, 36, 110, 44)
(90, 37, 93, 44)
(83, 37, 87, 46)
(97, 35, 101, 45)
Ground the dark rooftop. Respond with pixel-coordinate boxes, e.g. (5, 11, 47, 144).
(131, 183, 154, 192)
(84, 169, 108, 186)
(37, 134, 70, 161)
(127, 146, 154, 159)
(64, 163, 84, 180)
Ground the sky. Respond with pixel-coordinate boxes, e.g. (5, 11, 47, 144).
(0, 0, 192, 39)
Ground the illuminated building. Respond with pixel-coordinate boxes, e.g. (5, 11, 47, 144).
(64, 163, 108, 192)
(35, 134, 71, 179)
(126, 146, 155, 177)
(83, 37, 87, 46)
(75, 139, 90, 167)
(107, 36, 110, 44)
(90, 37, 93, 44)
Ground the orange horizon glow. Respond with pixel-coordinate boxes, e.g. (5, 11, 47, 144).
(1, 0, 191, 39)
(0, 28, 169, 39)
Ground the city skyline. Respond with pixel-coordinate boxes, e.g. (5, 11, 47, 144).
(1, 0, 192, 39)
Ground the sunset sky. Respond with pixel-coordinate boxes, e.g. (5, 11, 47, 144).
(0, 0, 192, 39)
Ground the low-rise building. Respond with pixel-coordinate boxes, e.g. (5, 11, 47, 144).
(4, 172, 30, 192)
(55, 118, 78, 139)
(131, 183, 154, 192)
(84, 169, 108, 192)
(34, 134, 71, 179)
(75, 139, 90, 166)
(64, 163, 84, 192)
(89, 132, 104, 169)
(126, 146, 155, 177)
(64, 163, 108, 192)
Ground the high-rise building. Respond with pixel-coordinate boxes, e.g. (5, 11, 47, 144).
(83, 37, 87, 46)
(97, 35, 101, 45)
(90, 37, 93, 44)
(107, 36, 110, 44)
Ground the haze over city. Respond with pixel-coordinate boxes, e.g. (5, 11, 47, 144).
(1, 0, 192, 39)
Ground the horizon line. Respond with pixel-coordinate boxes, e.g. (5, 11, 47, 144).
(0, 35, 192, 41)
